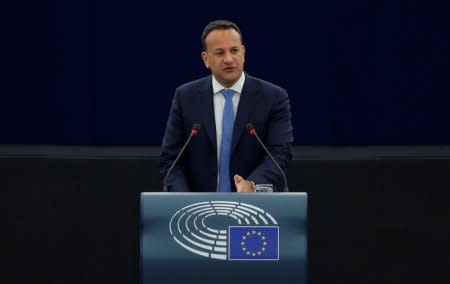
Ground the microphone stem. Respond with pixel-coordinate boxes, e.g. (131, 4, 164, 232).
(253, 132, 289, 192)
(163, 132, 194, 192)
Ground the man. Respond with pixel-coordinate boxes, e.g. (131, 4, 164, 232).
(160, 19, 293, 192)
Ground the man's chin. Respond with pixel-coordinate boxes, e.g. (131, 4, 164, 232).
(219, 74, 240, 86)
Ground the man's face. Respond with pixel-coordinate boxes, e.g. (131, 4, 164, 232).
(201, 29, 245, 88)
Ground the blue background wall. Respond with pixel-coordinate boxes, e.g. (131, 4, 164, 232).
(2, 1, 449, 145)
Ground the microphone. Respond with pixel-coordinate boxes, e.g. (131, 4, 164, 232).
(163, 124, 201, 192)
(246, 123, 289, 192)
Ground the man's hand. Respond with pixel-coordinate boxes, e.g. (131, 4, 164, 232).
(234, 175, 256, 192)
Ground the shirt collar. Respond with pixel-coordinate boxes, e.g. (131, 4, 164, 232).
(212, 72, 246, 94)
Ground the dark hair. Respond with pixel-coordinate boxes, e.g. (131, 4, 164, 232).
(201, 20, 243, 51)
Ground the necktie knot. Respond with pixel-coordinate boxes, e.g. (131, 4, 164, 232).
(221, 89, 235, 101)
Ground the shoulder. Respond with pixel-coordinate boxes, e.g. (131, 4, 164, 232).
(245, 74, 288, 100)
(246, 74, 287, 94)
(176, 75, 211, 94)
(172, 76, 212, 109)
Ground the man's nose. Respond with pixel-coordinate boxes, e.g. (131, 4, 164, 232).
(224, 53, 233, 63)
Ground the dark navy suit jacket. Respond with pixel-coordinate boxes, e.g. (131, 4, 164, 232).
(160, 74, 293, 192)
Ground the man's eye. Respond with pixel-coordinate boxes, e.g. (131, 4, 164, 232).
(231, 49, 239, 54)
(215, 51, 224, 56)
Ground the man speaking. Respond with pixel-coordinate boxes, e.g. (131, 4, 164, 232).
(160, 19, 293, 192)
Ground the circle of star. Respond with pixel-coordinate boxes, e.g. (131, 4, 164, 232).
(241, 230, 267, 257)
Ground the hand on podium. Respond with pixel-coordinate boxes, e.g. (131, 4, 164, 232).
(234, 175, 256, 192)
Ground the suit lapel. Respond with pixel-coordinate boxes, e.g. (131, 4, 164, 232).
(199, 75, 259, 155)
(231, 76, 259, 154)
(200, 77, 217, 152)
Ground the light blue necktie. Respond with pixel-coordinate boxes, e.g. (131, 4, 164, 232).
(219, 89, 235, 192)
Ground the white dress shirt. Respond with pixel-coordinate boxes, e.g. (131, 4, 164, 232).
(212, 72, 246, 161)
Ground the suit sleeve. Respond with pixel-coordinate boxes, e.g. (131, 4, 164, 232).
(160, 89, 190, 192)
(247, 89, 293, 191)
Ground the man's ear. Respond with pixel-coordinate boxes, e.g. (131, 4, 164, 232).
(201, 51, 209, 69)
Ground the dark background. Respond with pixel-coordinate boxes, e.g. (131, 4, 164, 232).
(3, 150, 450, 284)
(2, 1, 450, 283)
(2, 0, 449, 145)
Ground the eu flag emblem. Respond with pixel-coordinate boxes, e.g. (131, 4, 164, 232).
(228, 226, 279, 260)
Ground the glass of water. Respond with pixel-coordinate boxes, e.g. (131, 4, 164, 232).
(255, 184, 274, 192)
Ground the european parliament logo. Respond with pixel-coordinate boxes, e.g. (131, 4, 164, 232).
(169, 201, 280, 261)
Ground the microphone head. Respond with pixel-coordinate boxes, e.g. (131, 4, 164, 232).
(191, 123, 201, 136)
(246, 123, 256, 136)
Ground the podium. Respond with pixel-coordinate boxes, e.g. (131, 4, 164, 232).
(141, 193, 307, 284)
